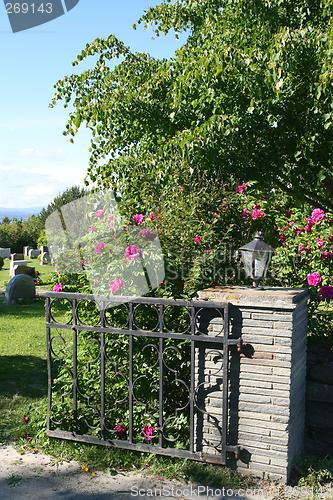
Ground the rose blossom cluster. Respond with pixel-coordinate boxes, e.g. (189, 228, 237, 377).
(242, 204, 266, 221)
(109, 278, 125, 294)
(143, 424, 156, 441)
(114, 423, 157, 442)
(53, 282, 63, 293)
(114, 424, 127, 435)
(271, 207, 332, 301)
(237, 182, 247, 194)
(131, 212, 158, 225)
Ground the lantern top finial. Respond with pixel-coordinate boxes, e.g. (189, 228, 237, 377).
(239, 231, 274, 254)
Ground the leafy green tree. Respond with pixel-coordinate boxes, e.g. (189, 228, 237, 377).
(39, 185, 86, 225)
(0, 216, 40, 252)
(52, 0, 333, 210)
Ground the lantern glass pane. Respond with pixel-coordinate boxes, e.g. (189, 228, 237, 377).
(240, 250, 253, 278)
(253, 251, 267, 279)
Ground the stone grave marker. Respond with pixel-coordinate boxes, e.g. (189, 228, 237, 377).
(41, 252, 51, 265)
(23, 246, 32, 257)
(28, 249, 39, 259)
(5, 275, 36, 305)
(10, 260, 28, 277)
(0, 248, 11, 259)
(11, 253, 24, 261)
(13, 265, 36, 278)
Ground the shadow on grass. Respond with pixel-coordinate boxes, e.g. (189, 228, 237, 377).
(0, 355, 46, 398)
(0, 299, 45, 318)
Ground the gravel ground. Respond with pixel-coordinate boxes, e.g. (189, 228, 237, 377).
(0, 445, 274, 500)
(2, 445, 333, 499)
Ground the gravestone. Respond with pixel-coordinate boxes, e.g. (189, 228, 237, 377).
(0, 248, 11, 259)
(23, 246, 32, 257)
(40, 245, 48, 254)
(28, 249, 39, 259)
(14, 265, 35, 278)
(10, 260, 28, 277)
(41, 252, 51, 265)
(5, 275, 36, 305)
(11, 253, 24, 261)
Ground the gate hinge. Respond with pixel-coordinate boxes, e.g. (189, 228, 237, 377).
(227, 445, 242, 460)
(236, 337, 244, 354)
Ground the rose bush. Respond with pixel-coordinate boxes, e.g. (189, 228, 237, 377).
(49, 182, 333, 444)
(239, 184, 333, 342)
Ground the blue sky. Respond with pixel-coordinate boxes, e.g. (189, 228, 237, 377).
(0, 0, 182, 209)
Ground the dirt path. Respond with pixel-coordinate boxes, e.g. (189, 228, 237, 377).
(0, 445, 275, 499)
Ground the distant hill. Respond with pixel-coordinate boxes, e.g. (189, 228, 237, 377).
(0, 207, 42, 221)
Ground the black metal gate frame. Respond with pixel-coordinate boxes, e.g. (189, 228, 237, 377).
(46, 292, 241, 464)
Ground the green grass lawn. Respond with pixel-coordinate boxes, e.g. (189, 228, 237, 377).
(0, 258, 54, 293)
(0, 297, 254, 488)
(0, 299, 46, 444)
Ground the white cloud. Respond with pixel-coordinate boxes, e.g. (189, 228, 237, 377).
(0, 162, 87, 209)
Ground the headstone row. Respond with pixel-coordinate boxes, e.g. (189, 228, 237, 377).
(29, 249, 39, 259)
(0, 248, 11, 259)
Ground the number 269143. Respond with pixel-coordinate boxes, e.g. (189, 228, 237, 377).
(6, 2, 53, 14)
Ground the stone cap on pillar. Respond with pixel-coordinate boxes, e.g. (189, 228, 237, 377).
(197, 286, 308, 310)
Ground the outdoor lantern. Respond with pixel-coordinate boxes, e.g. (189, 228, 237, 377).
(239, 231, 274, 288)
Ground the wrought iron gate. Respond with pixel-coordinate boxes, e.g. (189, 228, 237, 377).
(46, 292, 240, 464)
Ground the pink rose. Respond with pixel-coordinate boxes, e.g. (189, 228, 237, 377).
(109, 278, 125, 294)
(194, 235, 202, 244)
(307, 272, 322, 287)
(114, 424, 127, 435)
(304, 225, 312, 233)
(298, 244, 304, 253)
(95, 210, 105, 218)
(252, 206, 266, 220)
(317, 239, 325, 248)
(132, 214, 144, 225)
(295, 228, 302, 236)
(124, 244, 141, 260)
(148, 212, 156, 221)
(279, 234, 286, 246)
(143, 425, 155, 441)
(95, 242, 106, 254)
(53, 283, 63, 293)
(237, 182, 247, 194)
(321, 251, 332, 261)
(88, 226, 97, 233)
(311, 208, 325, 224)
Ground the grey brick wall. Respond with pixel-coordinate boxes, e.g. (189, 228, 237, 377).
(195, 287, 308, 483)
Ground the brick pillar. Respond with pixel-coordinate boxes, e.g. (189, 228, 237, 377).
(195, 286, 308, 483)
